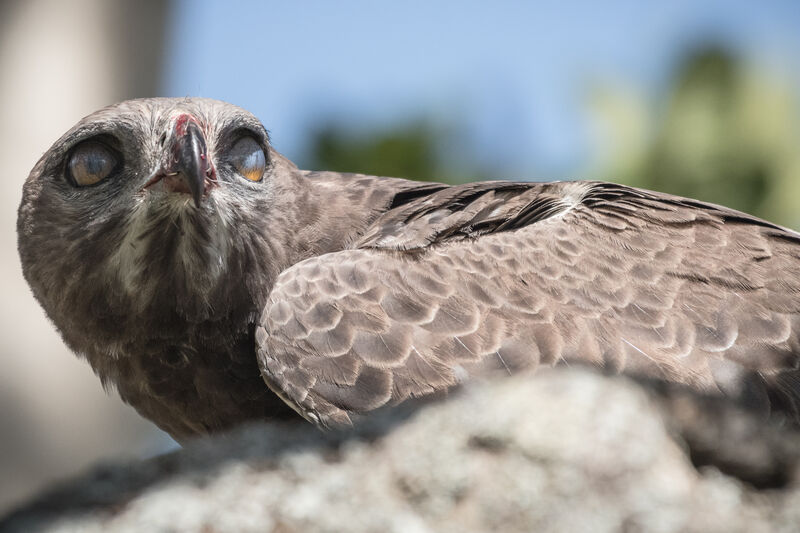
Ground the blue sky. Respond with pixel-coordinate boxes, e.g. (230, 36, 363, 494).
(164, 1, 800, 179)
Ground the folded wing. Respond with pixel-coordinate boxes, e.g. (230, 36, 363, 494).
(257, 180, 800, 427)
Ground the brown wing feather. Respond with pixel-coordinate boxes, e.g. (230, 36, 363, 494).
(257, 180, 800, 427)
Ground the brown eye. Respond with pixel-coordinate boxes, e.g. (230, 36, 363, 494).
(229, 136, 266, 182)
(68, 141, 118, 186)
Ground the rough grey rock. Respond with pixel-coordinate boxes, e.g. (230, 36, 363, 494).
(2, 367, 800, 533)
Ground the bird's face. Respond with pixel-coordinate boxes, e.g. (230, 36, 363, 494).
(18, 98, 291, 355)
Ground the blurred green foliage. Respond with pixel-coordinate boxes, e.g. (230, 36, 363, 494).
(305, 46, 800, 227)
(642, 49, 769, 210)
(590, 46, 800, 227)
(306, 121, 445, 182)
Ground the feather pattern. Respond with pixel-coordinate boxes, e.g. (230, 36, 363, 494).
(258, 180, 800, 427)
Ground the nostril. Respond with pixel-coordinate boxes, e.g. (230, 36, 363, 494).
(159, 132, 167, 147)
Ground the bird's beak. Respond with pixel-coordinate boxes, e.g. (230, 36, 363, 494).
(144, 114, 215, 208)
(170, 120, 209, 208)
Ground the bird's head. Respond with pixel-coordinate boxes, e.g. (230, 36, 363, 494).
(18, 98, 299, 354)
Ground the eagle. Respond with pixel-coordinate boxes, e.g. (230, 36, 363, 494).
(17, 97, 800, 441)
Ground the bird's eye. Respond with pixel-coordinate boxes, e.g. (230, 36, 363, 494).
(67, 141, 118, 186)
(229, 136, 266, 182)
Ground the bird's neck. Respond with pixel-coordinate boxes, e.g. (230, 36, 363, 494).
(273, 167, 418, 261)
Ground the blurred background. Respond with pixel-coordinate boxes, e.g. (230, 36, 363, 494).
(1, 0, 798, 513)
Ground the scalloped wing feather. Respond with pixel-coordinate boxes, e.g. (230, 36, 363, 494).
(257, 180, 800, 428)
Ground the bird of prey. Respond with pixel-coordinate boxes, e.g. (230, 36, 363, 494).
(17, 98, 800, 441)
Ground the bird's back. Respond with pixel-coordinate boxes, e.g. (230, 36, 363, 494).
(258, 179, 800, 428)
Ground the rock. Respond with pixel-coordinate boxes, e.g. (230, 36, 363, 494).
(2, 367, 800, 533)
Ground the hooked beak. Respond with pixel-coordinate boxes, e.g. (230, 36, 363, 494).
(144, 115, 216, 208)
(172, 120, 207, 208)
